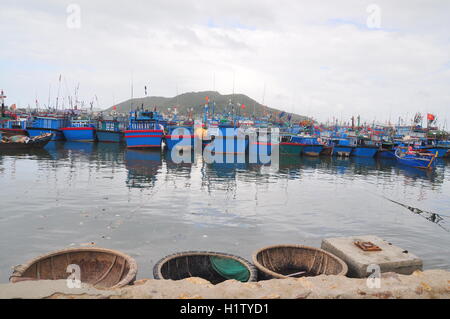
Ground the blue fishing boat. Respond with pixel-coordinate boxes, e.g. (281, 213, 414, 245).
(351, 138, 379, 158)
(0, 116, 29, 137)
(416, 139, 448, 158)
(96, 119, 125, 143)
(377, 142, 397, 159)
(206, 123, 248, 154)
(61, 118, 96, 142)
(297, 136, 323, 156)
(279, 135, 305, 156)
(330, 138, 354, 157)
(165, 124, 195, 151)
(395, 147, 437, 169)
(27, 115, 69, 141)
(124, 110, 164, 149)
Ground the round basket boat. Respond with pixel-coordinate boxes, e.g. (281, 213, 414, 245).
(10, 247, 138, 289)
(252, 244, 348, 280)
(153, 251, 258, 284)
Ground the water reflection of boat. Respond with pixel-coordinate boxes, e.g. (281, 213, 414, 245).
(125, 149, 162, 188)
(96, 142, 125, 164)
(63, 141, 95, 155)
(204, 154, 248, 179)
(164, 149, 194, 172)
(0, 146, 53, 159)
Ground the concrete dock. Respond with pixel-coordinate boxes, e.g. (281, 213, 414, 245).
(0, 270, 449, 299)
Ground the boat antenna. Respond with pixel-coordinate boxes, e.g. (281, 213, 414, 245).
(56, 74, 62, 111)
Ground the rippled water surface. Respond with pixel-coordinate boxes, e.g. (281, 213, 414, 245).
(0, 142, 449, 282)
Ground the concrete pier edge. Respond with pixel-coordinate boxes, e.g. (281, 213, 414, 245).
(0, 269, 449, 299)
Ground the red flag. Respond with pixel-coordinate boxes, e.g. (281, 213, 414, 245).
(113, 105, 117, 111)
(241, 104, 246, 109)
(205, 96, 209, 102)
(427, 113, 435, 121)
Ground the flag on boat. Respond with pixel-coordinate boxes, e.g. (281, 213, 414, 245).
(278, 111, 286, 118)
(427, 113, 436, 121)
(10, 104, 16, 110)
(241, 104, 245, 109)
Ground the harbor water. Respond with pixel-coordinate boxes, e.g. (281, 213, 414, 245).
(0, 142, 449, 282)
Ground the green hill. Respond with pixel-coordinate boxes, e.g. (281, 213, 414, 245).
(105, 91, 307, 121)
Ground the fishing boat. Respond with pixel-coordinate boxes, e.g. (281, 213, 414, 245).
(96, 118, 125, 143)
(207, 123, 248, 154)
(10, 247, 137, 289)
(416, 140, 449, 158)
(153, 251, 257, 284)
(0, 117, 29, 137)
(165, 123, 195, 152)
(330, 138, 354, 157)
(124, 110, 164, 149)
(351, 137, 379, 158)
(377, 141, 397, 159)
(395, 147, 437, 169)
(61, 118, 96, 142)
(27, 114, 69, 141)
(320, 143, 334, 156)
(252, 245, 348, 280)
(297, 136, 323, 156)
(279, 134, 304, 156)
(0, 132, 53, 150)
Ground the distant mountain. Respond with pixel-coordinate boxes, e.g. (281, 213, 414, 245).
(104, 91, 307, 121)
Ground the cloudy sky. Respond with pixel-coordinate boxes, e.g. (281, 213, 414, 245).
(1, 0, 449, 126)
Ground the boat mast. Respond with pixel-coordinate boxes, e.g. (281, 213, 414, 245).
(0, 90, 6, 118)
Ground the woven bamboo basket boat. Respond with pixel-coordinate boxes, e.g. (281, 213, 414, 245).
(252, 244, 348, 279)
(10, 247, 137, 289)
(153, 251, 258, 284)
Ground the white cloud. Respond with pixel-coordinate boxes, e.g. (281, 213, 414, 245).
(0, 0, 449, 127)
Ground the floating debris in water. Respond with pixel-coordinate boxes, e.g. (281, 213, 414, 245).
(386, 197, 449, 232)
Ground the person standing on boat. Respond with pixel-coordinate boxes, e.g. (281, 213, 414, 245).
(407, 146, 416, 155)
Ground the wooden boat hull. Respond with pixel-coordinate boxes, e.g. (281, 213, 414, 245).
(27, 127, 65, 141)
(10, 247, 137, 289)
(124, 129, 164, 149)
(395, 149, 437, 169)
(0, 133, 53, 150)
(302, 145, 323, 156)
(252, 245, 348, 280)
(0, 128, 29, 137)
(153, 251, 257, 284)
(61, 127, 96, 142)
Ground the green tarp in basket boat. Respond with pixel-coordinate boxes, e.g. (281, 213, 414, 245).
(210, 256, 250, 282)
